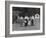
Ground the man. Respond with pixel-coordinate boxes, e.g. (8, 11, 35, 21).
(24, 16, 29, 27)
(31, 16, 34, 26)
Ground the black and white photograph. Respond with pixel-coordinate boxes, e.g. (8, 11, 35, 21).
(12, 7, 40, 31)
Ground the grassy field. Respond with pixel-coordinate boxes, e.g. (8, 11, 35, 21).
(12, 20, 40, 31)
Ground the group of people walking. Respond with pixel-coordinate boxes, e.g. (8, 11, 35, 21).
(17, 16, 34, 27)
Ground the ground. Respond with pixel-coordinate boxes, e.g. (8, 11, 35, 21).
(12, 22, 40, 31)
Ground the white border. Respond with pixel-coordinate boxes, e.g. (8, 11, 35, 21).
(10, 4, 43, 34)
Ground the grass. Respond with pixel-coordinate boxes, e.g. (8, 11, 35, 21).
(12, 21, 40, 31)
